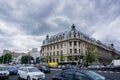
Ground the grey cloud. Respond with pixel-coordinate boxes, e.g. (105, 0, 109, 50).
(0, 0, 120, 53)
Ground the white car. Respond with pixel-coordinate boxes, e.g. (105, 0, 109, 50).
(0, 65, 9, 79)
(17, 66, 45, 80)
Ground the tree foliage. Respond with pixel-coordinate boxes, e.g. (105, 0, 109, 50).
(21, 55, 34, 64)
(0, 56, 3, 63)
(84, 45, 98, 66)
(60, 53, 64, 62)
(115, 56, 120, 59)
(48, 55, 52, 62)
(0, 53, 12, 64)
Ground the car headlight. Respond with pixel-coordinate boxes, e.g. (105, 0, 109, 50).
(6, 71, 9, 75)
(42, 74, 45, 78)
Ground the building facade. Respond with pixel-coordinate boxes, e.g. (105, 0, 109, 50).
(40, 24, 119, 64)
(2, 49, 26, 64)
(29, 48, 40, 63)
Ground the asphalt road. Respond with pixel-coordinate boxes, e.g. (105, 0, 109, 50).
(9, 69, 120, 80)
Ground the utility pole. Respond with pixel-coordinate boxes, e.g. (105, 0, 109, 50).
(2, 54, 4, 64)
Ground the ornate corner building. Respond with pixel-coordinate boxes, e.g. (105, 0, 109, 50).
(40, 24, 119, 64)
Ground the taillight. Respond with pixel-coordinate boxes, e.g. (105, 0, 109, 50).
(52, 76, 54, 80)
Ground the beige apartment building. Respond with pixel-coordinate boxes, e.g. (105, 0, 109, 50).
(40, 24, 119, 64)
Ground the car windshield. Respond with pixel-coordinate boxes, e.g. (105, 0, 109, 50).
(0, 67, 7, 71)
(85, 71, 105, 80)
(28, 68, 40, 72)
(88, 65, 99, 68)
(9, 66, 17, 69)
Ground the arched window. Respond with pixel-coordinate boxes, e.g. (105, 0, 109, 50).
(73, 31, 76, 37)
(78, 32, 80, 37)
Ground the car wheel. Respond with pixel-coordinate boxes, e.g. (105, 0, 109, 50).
(5, 76, 9, 80)
(27, 76, 31, 80)
(17, 74, 21, 80)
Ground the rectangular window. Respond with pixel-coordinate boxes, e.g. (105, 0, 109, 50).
(54, 45, 55, 49)
(74, 49, 77, 53)
(79, 49, 80, 53)
(45, 52, 46, 56)
(53, 52, 55, 56)
(69, 42, 72, 46)
(61, 44, 63, 48)
(70, 49, 72, 53)
(79, 42, 80, 46)
(57, 51, 59, 56)
(74, 41, 76, 46)
(50, 46, 52, 50)
(57, 44, 59, 49)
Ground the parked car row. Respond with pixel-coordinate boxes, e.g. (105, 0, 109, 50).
(87, 64, 105, 70)
(7, 66, 18, 75)
(0, 64, 51, 80)
(101, 64, 120, 71)
(87, 60, 120, 72)
(0, 63, 116, 80)
(62, 64, 77, 70)
(87, 64, 120, 72)
(37, 65, 51, 73)
(52, 69, 114, 80)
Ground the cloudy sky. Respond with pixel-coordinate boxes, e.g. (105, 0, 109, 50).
(0, 0, 120, 54)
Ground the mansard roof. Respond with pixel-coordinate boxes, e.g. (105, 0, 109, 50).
(42, 24, 116, 51)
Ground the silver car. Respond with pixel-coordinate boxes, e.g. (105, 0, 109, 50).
(17, 66, 45, 80)
(0, 65, 10, 79)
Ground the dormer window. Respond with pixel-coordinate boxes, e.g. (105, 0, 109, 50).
(74, 41, 77, 46)
(74, 34, 76, 37)
(73, 31, 76, 37)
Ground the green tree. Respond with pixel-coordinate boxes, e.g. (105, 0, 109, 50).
(48, 55, 52, 62)
(21, 55, 34, 64)
(60, 53, 64, 62)
(115, 56, 120, 59)
(84, 45, 98, 66)
(0, 53, 12, 64)
(0, 56, 3, 63)
(5, 53, 12, 63)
